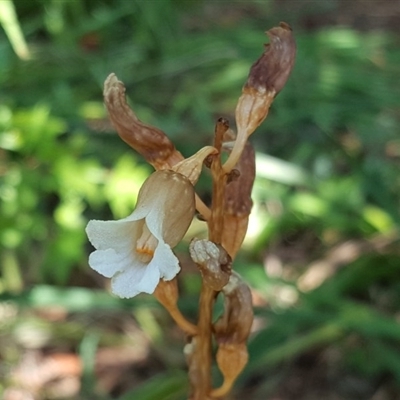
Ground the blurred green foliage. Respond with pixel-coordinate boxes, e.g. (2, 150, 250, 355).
(1, 0, 400, 399)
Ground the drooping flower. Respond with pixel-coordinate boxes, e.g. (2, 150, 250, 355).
(86, 170, 195, 298)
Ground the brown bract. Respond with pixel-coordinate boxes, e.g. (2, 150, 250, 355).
(246, 21, 296, 95)
(103, 73, 183, 169)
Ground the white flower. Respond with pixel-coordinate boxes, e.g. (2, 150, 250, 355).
(86, 170, 195, 298)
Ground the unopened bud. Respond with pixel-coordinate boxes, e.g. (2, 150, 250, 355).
(211, 272, 253, 397)
(189, 239, 231, 291)
(222, 142, 255, 258)
(214, 272, 253, 344)
(211, 342, 249, 398)
(172, 146, 218, 185)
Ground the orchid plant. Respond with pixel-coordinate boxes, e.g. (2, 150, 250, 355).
(86, 22, 296, 400)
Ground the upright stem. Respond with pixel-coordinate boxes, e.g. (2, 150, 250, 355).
(190, 118, 229, 400)
(191, 285, 215, 400)
(209, 118, 229, 243)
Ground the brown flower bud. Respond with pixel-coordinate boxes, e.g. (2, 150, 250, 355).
(222, 142, 255, 258)
(103, 73, 184, 169)
(214, 272, 253, 345)
(189, 239, 231, 291)
(211, 342, 249, 398)
(211, 273, 253, 398)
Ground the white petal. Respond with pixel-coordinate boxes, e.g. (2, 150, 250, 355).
(133, 261, 162, 294)
(88, 248, 134, 278)
(150, 242, 181, 281)
(111, 261, 159, 298)
(145, 209, 164, 242)
(86, 219, 141, 250)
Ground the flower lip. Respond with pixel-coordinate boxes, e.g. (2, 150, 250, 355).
(86, 170, 196, 298)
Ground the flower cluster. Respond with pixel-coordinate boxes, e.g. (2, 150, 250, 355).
(86, 21, 296, 400)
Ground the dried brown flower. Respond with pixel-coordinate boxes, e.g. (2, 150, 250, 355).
(103, 73, 211, 219)
(224, 22, 296, 173)
(246, 21, 296, 95)
(103, 73, 183, 169)
(189, 239, 231, 291)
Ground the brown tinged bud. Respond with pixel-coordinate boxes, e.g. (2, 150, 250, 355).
(214, 272, 253, 345)
(222, 142, 256, 258)
(189, 239, 231, 291)
(103, 73, 184, 169)
(211, 342, 249, 398)
(211, 272, 253, 397)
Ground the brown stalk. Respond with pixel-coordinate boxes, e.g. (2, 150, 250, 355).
(209, 118, 230, 243)
(190, 118, 230, 400)
(153, 280, 198, 336)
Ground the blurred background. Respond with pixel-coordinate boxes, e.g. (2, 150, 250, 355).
(1, 0, 400, 399)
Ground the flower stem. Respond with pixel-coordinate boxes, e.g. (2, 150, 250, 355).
(153, 279, 198, 336)
(195, 194, 211, 221)
(190, 118, 230, 400)
(168, 307, 198, 336)
(191, 285, 215, 400)
(222, 127, 248, 174)
(209, 118, 229, 243)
